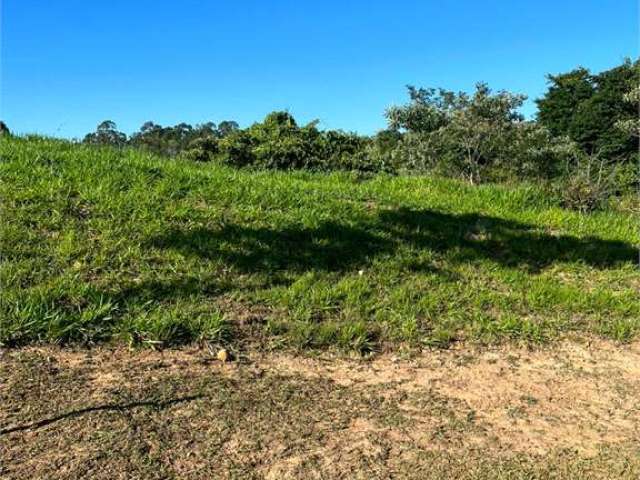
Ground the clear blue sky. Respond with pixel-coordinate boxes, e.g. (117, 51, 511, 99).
(1, 0, 637, 138)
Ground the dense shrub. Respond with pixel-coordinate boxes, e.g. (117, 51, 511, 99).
(217, 129, 256, 167)
(615, 85, 640, 139)
(499, 123, 578, 180)
(249, 112, 322, 169)
(316, 130, 368, 170)
(217, 111, 376, 172)
(537, 59, 639, 161)
(182, 135, 219, 162)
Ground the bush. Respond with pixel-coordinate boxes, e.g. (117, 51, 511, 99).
(501, 123, 578, 181)
(182, 136, 219, 162)
(386, 132, 438, 173)
(556, 152, 622, 212)
(217, 129, 256, 167)
(217, 112, 318, 169)
(217, 111, 377, 172)
(253, 115, 322, 169)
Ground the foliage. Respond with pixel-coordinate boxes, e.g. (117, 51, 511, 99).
(537, 59, 640, 161)
(0, 121, 10, 136)
(502, 123, 577, 180)
(240, 111, 322, 169)
(182, 135, 219, 162)
(615, 84, 640, 138)
(83, 119, 239, 157)
(385, 86, 454, 133)
(535, 67, 594, 138)
(216, 128, 256, 167)
(384, 83, 577, 183)
(128, 120, 237, 157)
(217, 111, 374, 171)
(430, 83, 526, 183)
(83, 120, 127, 147)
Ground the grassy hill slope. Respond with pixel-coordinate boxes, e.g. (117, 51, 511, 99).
(1, 137, 638, 350)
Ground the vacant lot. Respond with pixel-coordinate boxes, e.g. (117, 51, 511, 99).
(2, 339, 640, 479)
(1, 138, 639, 478)
(1, 137, 638, 349)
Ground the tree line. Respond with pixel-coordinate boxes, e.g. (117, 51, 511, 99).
(4, 59, 638, 211)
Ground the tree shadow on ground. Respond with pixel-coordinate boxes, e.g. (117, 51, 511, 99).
(148, 208, 637, 275)
(380, 209, 637, 272)
(113, 276, 229, 304)
(151, 220, 394, 273)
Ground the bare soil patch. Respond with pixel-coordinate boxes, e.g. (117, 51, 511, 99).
(1, 339, 639, 479)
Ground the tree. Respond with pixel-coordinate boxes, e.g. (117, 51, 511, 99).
(434, 83, 527, 183)
(536, 67, 594, 138)
(127, 120, 242, 157)
(616, 85, 640, 138)
(83, 120, 127, 147)
(536, 59, 639, 160)
(0, 121, 10, 136)
(385, 86, 455, 133)
(216, 120, 239, 137)
(386, 83, 531, 183)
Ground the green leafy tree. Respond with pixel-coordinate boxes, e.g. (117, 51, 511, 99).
(83, 120, 127, 147)
(216, 120, 240, 137)
(616, 85, 640, 138)
(536, 68, 594, 138)
(128, 120, 241, 157)
(183, 135, 219, 162)
(387, 83, 536, 182)
(435, 83, 527, 183)
(537, 59, 639, 160)
(385, 86, 456, 133)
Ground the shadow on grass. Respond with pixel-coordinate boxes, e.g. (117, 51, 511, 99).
(6, 209, 634, 347)
(114, 276, 229, 303)
(149, 208, 637, 275)
(381, 209, 637, 271)
(152, 220, 394, 273)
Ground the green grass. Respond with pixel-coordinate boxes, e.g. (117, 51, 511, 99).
(1, 136, 638, 350)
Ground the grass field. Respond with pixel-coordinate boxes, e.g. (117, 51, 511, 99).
(1, 136, 639, 350)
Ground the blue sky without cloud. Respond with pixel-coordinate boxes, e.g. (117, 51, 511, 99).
(1, 0, 637, 138)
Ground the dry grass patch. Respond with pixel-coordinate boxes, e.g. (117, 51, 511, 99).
(1, 339, 639, 479)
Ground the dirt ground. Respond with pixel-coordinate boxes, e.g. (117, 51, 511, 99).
(1, 339, 639, 479)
